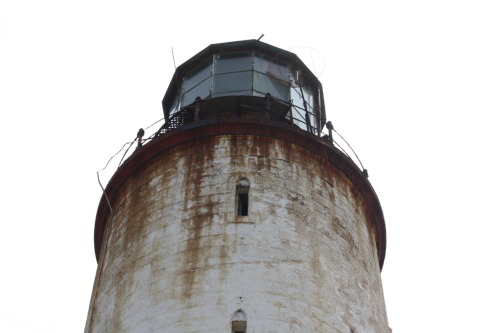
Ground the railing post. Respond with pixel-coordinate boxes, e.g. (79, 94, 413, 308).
(137, 128, 145, 148)
(194, 96, 202, 122)
(326, 121, 333, 143)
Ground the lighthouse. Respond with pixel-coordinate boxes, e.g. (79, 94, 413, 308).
(85, 39, 390, 332)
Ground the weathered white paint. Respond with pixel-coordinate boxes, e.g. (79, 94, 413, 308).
(85, 133, 390, 333)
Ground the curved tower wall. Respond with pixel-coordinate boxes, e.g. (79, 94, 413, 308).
(85, 119, 389, 332)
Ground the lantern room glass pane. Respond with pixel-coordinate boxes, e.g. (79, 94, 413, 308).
(291, 85, 302, 108)
(301, 84, 316, 133)
(291, 106, 308, 131)
(253, 72, 290, 101)
(301, 84, 314, 109)
(254, 55, 292, 84)
(291, 87, 308, 131)
(253, 54, 269, 73)
(214, 72, 252, 94)
(214, 91, 252, 97)
(215, 53, 252, 73)
(183, 60, 212, 93)
(182, 77, 212, 106)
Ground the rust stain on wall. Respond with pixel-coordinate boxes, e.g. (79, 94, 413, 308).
(109, 168, 152, 331)
(180, 139, 215, 300)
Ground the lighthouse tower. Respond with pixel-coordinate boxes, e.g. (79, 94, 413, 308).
(85, 40, 390, 332)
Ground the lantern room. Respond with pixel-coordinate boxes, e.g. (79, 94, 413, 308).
(161, 40, 327, 135)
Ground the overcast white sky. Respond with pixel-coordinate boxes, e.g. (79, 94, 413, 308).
(1, 1, 499, 332)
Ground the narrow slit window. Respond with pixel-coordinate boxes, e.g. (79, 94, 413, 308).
(236, 178, 250, 216)
(237, 192, 248, 216)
